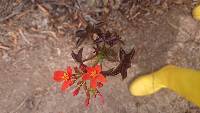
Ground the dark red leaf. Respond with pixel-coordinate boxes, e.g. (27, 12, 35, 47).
(76, 29, 87, 37)
(119, 48, 126, 60)
(71, 48, 83, 64)
(104, 47, 135, 80)
(75, 22, 103, 47)
(75, 29, 88, 47)
(94, 31, 123, 47)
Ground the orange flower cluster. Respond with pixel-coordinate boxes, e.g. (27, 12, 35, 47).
(53, 65, 106, 107)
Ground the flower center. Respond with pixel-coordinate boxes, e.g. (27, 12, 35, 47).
(90, 70, 97, 78)
(63, 72, 69, 80)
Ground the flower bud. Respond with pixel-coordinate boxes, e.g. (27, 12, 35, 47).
(73, 87, 80, 96)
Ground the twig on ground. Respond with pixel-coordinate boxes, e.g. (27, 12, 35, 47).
(0, 44, 10, 50)
(18, 29, 31, 45)
(40, 30, 59, 40)
(15, 9, 31, 20)
(9, 32, 18, 46)
(9, 97, 28, 113)
(167, 19, 190, 38)
(63, 22, 77, 29)
(37, 4, 50, 16)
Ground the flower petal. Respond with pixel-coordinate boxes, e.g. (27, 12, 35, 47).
(82, 73, 90, 81)
(86, 66, 93, 73)
(90, 79, 97, 89)
(61, 81, 70, 91)
(96, 74, 106, 83)
(95, 65, 101, 73)
(68, 80, 74, 86)
(53, 71, 64, 82)
(67, 67, 72, 77)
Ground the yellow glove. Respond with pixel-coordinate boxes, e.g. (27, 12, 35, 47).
(193, 5, 200, 21)
(129, 65, 200, 107)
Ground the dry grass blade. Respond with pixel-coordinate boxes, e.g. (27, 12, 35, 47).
(40, 31, 58, 40)
(37, 4, 50, 16)
(18, 29, 31, 45)
(0, 45, 10, 50)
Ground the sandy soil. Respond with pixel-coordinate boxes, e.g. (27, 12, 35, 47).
(0, 0, 200, 113)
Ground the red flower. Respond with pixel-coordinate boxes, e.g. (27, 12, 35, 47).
(53, 67, 74, 91)
(82, 65, 106, 89)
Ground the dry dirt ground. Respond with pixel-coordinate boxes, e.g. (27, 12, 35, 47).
(1, 1, 200, 113)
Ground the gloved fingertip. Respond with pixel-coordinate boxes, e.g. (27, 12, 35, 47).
(129, 74, 165, 96)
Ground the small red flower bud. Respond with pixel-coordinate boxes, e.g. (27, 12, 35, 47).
(86, 91, 90, 97)
(85, 97, 90, 107)
(80, 64, 87, 72)
(77, 81, 82, 86)
(73, 87, 80, 96)
(83, 83, 87, 90)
